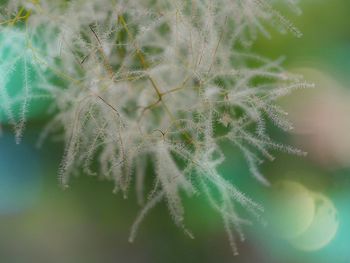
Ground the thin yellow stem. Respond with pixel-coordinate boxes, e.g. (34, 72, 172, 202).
(118, 14, 196, 146)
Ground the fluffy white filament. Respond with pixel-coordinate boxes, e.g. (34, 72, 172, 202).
(0, 0, 312, 255)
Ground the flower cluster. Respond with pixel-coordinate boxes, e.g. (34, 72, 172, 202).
(0, 0, 312, 255)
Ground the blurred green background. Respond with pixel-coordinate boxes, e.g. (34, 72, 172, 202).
(1, 1, 350, 262)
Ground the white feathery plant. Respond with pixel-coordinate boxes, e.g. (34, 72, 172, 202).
(0, 0, 314, 255)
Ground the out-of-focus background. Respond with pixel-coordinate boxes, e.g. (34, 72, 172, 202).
(1, 1, 349, 262)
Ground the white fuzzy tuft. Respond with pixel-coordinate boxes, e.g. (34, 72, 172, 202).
(0, 0, 311, 255)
